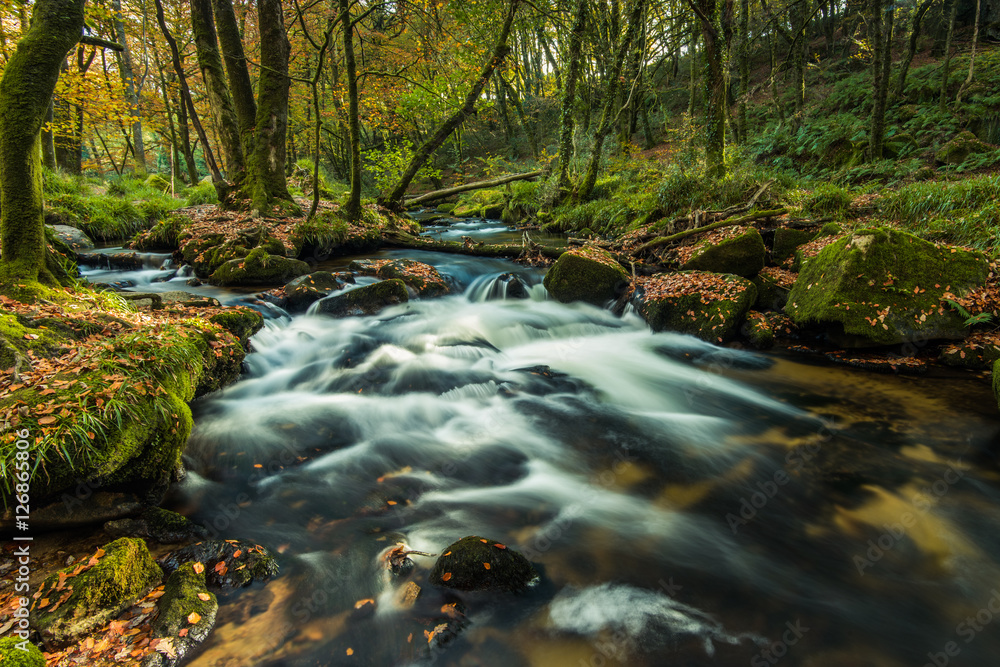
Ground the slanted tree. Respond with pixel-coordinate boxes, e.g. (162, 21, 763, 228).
(556, 0, 587, 191)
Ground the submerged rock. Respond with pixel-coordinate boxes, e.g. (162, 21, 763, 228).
(31, 538, 163, 648)
(159, 540, 278, 590)
(543, 247, 629, 306)
(636, 271, 757, 343)
(681, 226, 765, 278)
(429, 535, 538, 593)
(785, 228, 988, 346)
(105, 507, 209, 543)
(314, 279, 409, 318)
(142, 563, 218, 667)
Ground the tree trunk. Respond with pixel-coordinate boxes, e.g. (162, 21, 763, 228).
(378, 0, 521, 210)
(792, 0, 807, 115)
(894, 0, 933, 99)
(737, 0, 749, 142)
(696, 0, 727, 177)
(176, 84, 199, 184)
(41, 99, 56, 169)
(869, 0, 892, 160)
(246, 0, 294, 213)
(191, 0, 244, 184)
(0, 0, 85, 284)
(956, 0, 981, 104)
(576, 0, 645, 201)
(212, 0, 257, 171)
(939, 0, 957, 109)
(340, 0, 362, 220)
(499, 74, 539, 159)
(111, 0, 146, 174)
(556, 0, 587, 189)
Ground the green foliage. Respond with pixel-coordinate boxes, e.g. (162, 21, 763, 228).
(183, 180, 218, 205)
(363, 141, 441, 193)
(290, 209, 349, 249)
(880, 173, 1000, 250)
(804, 183, 853, 216)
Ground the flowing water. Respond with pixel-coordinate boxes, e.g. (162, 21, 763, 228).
(91, 222, 1000, 666)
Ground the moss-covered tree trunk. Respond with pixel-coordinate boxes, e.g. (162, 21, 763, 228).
(111, 0, 146, 175)
(737, 0, 749, 142)
(340, 0, 362, 221)
(556, 0, 587, 190)
(211, 0, 257, 161)
(247, 0, 294, 214)
(378, 0, 521, 210)
(191, 0, 244, 186)
(576, 0, 645, 201)
(696, 0, 727, 178)
(0, 0, 85, 284)
(894, 0, 932, 99)
(939, 0, 957, 110)
(869, 0, 892, 160)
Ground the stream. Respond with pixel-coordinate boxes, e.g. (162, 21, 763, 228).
(84, 220, 1000, 666)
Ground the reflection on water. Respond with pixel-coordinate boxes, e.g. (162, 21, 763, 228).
(160, 252, 1000, 667)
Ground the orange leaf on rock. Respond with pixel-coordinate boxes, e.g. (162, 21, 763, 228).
(483, 563, 491, 570)
(187, 612, 201, 624)
(441, 572, 452, 581)
(214, 561, 228, 575)
(192, 562, 204, 574)
(197, 592, 211, 601)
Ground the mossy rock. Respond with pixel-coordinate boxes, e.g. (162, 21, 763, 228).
(160, 540, 278, 590)
(785, 228, 988, 347)
(47, 224, 94, 251)
(743, 311, 775, 350)
(349, 259, 450, 298)
(146, 174, 172, 191)
(105, 507, 210, 544)
(884, 132, 919, 159)
(31, 538, 162, 648)
(209, 307, 264, 349)
(314, 279, 409, 318)
(823, 137, 865, 169)
(429, 536, 537, 593)
(935, 131, 991, 165)
(543, 247, 629, 306)
(994, 359, 1000, 413)
(681, 227, 766, 278)
(208, 248, 311, 287)
(752, 272, 791, 311)
(144, 563, 218, 667)
(131, 215, 192, 252)
(637, 271, 757, 343)
(0, 638, 45, 666)
(772, 227, 815, 264)
(436, 203, 456, 214)
(939, 337, 1000, 370)
(283, 271, 352, 311)
(452, 202, 482, 218)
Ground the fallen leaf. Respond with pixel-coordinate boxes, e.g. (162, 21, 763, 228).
(192, 562, 205, 574)
(197, 593, 211, 601)
(346, 648, 354, 656)
(483, 563, 491, 570)
(187, 612, 202, 624)
(441, 572, 452, 582)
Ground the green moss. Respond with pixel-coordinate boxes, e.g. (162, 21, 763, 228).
(543, 247, 630, 305)
(208, 250, 310, 287)
(772, 227, 815, 263)
(131, 214, 192, 251)
(436, 203, 456, 214)
(743, 311, 775, 349)
(785, 228, 989, 346)
(31, 538, 162, 647)
(935, 131, 990, 165)
(150, 562, 217, 639)
(184, 180, 219, 205)
(804, 183, 852, 216)
(429, 535, 537, 592)
(146, 174, 172, 191)
(350, 259, 450, 298)
(638, 271, 757, 343)
(209, 307, 264, 348)
(0, 638, 45, 666)
(682, 227, 766, 278)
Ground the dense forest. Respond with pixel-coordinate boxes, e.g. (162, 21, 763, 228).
(3, 0, 1000, 666)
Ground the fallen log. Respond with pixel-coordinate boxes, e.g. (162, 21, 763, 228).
(635, 208, 788, 253)
(405, 170, 546, 208)
(382, 231, 566, 260)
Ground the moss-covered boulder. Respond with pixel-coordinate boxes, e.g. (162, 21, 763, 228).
(637, 271, 757, 343)
(314, 279, 409, 318)
(283, 271, 353, 311)
(47, 223, 94, 251)
(208, 247, 310, 287)
(681, 226, 766, 278)
(144, 563, 218, 667)
(31, 538, 162, 648)
(146, 174, 172, 191)
(159, 540, 278, 590)
(0, 638, 45, 666)
(453, 189, 505, 219)
(543, 247, 629, 306)
(743, 311, 775, 349)
(752, 267, 796, 311)
(130, 215, 192, 252)
(348, 259, 450, 298)
(209, 307, 264, 349)
(785, 229, 989, 346)
(771, 227, 815, 264)
(940, 334, 1000, 370)
(429, 536, 537, 593)
(935, 130, 991, 165)
(105, 507, 209, 543)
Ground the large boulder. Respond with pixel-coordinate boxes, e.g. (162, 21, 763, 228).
(771, 227, 815, 264)
(940, 334, 1000, 370)
(680, 226, 766, 278)
(159, 540, 278, 590)
(636, 271, 757, 343)
(31, 538, 163, 648)
(313, 279, 409, 318)
(935, 130, 991, 165)
(143, 563, 218, 667)
(47, 224, 94, 251)
(429, 536, 538, 593)
(208, 248, 310, 287)
(283, 271, 354, 311)
(785, 229, 989, 346)
(543, 247, 629, 306)
(349, 259, 450, 298)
